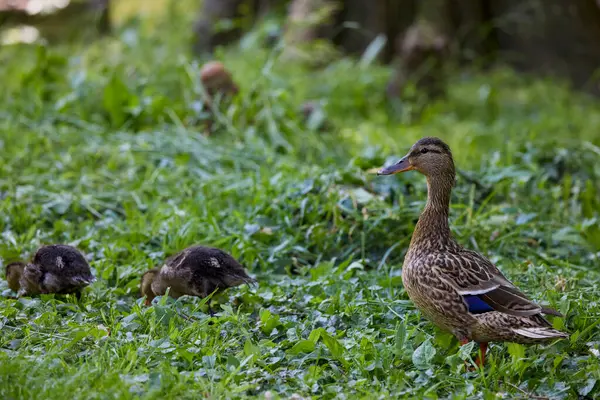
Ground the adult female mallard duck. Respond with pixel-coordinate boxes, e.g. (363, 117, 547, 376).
(140, 245, 256, 313)
(5, 244, 95, 298)
(378, 137, 568, 366)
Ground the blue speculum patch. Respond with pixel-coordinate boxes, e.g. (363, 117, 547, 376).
(463, 294, 494, 314)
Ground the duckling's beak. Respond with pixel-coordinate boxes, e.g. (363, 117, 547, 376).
(377, 156, 413, 175)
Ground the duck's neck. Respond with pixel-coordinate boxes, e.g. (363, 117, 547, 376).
(410, 173, 454, 248)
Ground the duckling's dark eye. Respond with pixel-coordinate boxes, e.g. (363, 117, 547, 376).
(420, 148, 429, 154)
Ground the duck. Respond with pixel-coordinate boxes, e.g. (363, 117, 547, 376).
(200, 61, 239, 101)
(140, 245, 256, 313)
(5, 244, 95, 298)
(198, 61, 239, 134)
(5, 261, 25, 293)
(377, 137, 568, 367)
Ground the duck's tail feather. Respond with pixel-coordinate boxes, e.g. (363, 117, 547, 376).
(512, 326, 569, 340)
(475, 312, 569, 343)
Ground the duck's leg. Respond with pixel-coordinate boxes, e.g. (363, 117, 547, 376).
(475, 342, 488, 367)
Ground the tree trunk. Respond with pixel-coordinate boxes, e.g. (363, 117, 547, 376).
(193, 0, 254, 54)
(490, 0, 600, 93)
(283, 0, 339, 43)
(334, 0, 389, 56)
(334, 0, 416, 62)
(446, 0, 495, 64)
(282, 0, 416, 63)
(92, 0, 111, 34)
(192, 0, 288, 54)
(281, 0, 341, 63)
(386, 0, 450, 99)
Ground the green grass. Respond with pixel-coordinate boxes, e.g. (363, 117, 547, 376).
(1, 3, 600, 399)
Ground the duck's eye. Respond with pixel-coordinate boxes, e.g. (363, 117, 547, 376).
(420, 148, 429, 154)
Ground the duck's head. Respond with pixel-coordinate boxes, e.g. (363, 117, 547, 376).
(140, 269, 159, 306)
(377, 137, 454, 178)
(5, 261, 25, 292)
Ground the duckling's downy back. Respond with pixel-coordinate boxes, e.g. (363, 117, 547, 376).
(165, 245, 255, 288)
(149, 245, 255, 300)
(32, 245, 93, 278)
(20, 244, 95, 296)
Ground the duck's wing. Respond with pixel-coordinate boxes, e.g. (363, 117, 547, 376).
(433, 250, 560, 317)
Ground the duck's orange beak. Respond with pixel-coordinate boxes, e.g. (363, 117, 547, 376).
(377, 156, 413, 175)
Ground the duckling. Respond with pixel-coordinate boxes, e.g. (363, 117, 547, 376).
(378, 137, 568, 367)
(198, 61, 239, 135)
(5, 261, 26, 293)
(10, 244, 95, 298)
(140, 245, 256, 313)
(140, 268, 159, 305)
(200, 61, 239, 101)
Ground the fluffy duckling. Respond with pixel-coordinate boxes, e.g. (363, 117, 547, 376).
(200, 61, 239, 100)
(140, 245, 256, 312)
(140, 268, 159, 305)
(5, 261, 25, 293)
(378, 137, 567, 367)
(6, 244, 95, 298)
(198, 61, 239, 134)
